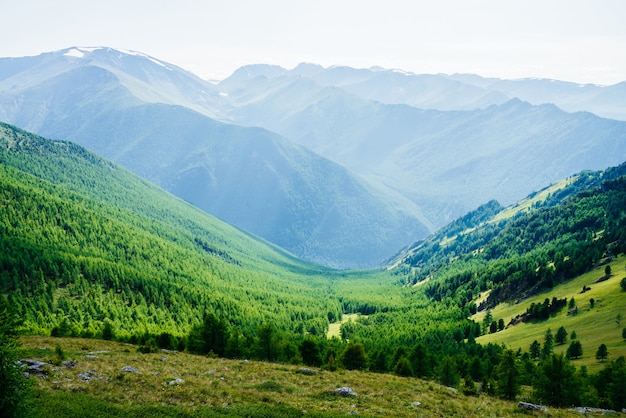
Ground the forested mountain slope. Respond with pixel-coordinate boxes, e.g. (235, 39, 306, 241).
(0, 122, 342, 343)
(392, 163, 626, 311)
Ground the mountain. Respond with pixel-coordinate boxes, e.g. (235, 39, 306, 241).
(379, 162, 626, 376)
(224, 63, 626, 120)
(446, 74, 626, 121)
(3, 48, 626, 266)
(220, 67, 626, 227)
(392, 161, 626, 308)
(0, 48, 427, 268)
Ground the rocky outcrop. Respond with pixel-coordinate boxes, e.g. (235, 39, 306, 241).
(19, 359, 50, 378)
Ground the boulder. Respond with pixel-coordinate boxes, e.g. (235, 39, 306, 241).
(335, 387, 358, 397)
(166, 377, 185, 385)
(20, 359, 50, 374)
(572, 407, 616, 414)
(120, 366, 141, 374)
(77, 370, 99, 382)
(518, 401, 548, 412)
(297, 367, 319, 375)
(62, 360, 77, 369)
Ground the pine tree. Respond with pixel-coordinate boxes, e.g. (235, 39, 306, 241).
(409, 342, 430, 378)
(0, 296, 30, 417)
(535, 354, 581, 407)
(462, 374, 479, 396)
(542, 328, 554, 358)
(299, 338, 322, 367)
(529, 340, 541, 359)
(596, 344, 609, 362)
(394, 356, 413, 377)
(566, 340, 583, 360)
(371, 349, 388, 372)
(555, 326, 568, 345)
(187, 312, 228, 357)
(341, 342, 367, 370)
(608, 356, 626, 410)
(438, 356, 460, 388)
(257, 323, 276, 361)
(102, 319, 114, 341)
(482, 310, 493, 334)
(496, 350, 520, 400)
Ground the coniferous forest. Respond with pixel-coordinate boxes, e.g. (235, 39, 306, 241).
(2, 120, 626, 415)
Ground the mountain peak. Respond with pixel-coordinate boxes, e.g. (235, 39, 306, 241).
(229, 64, 287, 81)
(291, 62, 324, 77)
(59, 46, 176, 71)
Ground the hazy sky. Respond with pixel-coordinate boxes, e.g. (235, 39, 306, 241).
(1, 0, 625, 84)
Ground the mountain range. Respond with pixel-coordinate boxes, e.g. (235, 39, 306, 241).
(1, 46, 625, 267)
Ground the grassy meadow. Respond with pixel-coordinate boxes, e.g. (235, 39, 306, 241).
(476, 255, 626, 373)
(18, 336, 590, 417)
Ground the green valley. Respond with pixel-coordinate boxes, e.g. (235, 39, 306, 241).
(3, 121, 626, 415)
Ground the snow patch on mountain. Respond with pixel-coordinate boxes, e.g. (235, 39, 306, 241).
(117, 48, 172, 70)
(63, 47, 103, 58)
(63, 48, 85, 58)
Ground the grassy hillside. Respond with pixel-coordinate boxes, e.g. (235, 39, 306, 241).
(19, 336, 583, 418)
(476, 255, 626, 373)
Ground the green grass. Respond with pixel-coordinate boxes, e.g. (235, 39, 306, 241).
(18, 336, 584, 417)
(326, 313, 362, 339)
(476, 255, 626, 372)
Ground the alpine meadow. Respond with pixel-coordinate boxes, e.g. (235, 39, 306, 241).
(1, 45, 626, 418)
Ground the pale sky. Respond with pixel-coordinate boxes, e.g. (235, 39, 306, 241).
(1, 0, 625, 84)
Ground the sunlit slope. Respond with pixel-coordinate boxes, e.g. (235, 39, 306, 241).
(476, 255, 626, 373)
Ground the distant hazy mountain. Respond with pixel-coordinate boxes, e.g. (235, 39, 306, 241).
(0, 47, 427, 268)
(219, 67, 626, 227)
(445, 74, 626, 121)
(221, 63, 626, 120)
(2, 48, 625, 266)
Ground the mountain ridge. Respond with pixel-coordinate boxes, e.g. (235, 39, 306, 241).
(2, 47, 626, 267)
(0, 49, 432, 268)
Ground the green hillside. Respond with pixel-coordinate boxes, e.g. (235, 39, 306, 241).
(0, 121, 341, 344)
(476, 255, 626, 373)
